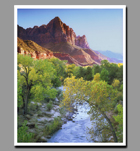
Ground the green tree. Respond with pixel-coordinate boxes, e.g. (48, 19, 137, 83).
(78, 67, 86, 79)
(65, 64, 76, 78)
(48, 58, 67, 87)
(116, 65, 123, 83)
(18, 54, 57, 114)
(108, 63, 119, 85)
(100, 68, 109, 83)
(112, 79, 120, 89)
(60, 76, 119, 142)
(93, 64, 101, 75)
(17, 70, 24, 108)
(93, 73, 100, 82)
(101, 60, 110, 70)
(85, 66, 93, 81)
(113, 104, 123, 142)
(73, 66, 80, 78)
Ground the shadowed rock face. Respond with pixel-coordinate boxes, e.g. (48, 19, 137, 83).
(18, 17, 90, 49)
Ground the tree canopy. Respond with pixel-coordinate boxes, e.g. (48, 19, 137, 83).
(18, 54, 57, 114)
(60, 76, 121, 142)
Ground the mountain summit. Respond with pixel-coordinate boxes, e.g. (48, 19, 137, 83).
(18, 16, 90, 49)
(18, 17, 117, 65)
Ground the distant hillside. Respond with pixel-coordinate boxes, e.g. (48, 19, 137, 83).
(95, 50, 123, 63)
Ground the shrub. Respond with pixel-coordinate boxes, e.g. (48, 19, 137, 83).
(113, 104, 123, 142)
(119, 84, 123, 92)
(56, 89, 62, 97)
(117, 92, 123, 101)
(59, 107, 66, 116)
(93, 73, 100, 82)
(44, 117, 62, 135)
(18, 120, 34, 142)
(46, 102, 53, 111)
(28, 102, 40, 111)
(112, 79, 120, 88)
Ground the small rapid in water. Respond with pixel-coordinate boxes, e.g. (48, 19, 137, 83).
(47, 86, 95, 143)
(48, 102, 93, 143)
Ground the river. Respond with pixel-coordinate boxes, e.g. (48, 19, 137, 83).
(47, 86, 96, 143)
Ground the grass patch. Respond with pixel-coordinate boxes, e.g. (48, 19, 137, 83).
(18, 120, 34, 142)
(44, 117, 62, 135)
(46, 101, 53, 111)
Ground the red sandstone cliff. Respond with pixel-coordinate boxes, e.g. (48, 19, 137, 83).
(53, 53, 96, 66)
(18, 17, 108, 66)
(17, 37, 54, 60)
(75, 35, 90, 49)
(18, 17, 90, 49)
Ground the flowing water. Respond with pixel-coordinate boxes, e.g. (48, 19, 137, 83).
(47, 86, 95, 143)
(48, 102, 94, 143)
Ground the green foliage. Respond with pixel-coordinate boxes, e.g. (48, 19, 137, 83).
(48, 58, 67, 87)
(73, 66, 80, 77)
(44, 117, 62, 135)
(112, 79, 120, 88)
(51, 77, 61, 88)
(65, 64, 76, 78)
(17, 80, 23, 108)
(119, 84, 123, 92)
(116, 92, 123, 102)
(116, 65, 123, 83)
(28, 102, 40, 111)
(56, 89, 62, 97)
(46, 101, 53, 111)
(93, 73, 100, 82)
(93, 64, 101, 75)
(60, 76, 119, 142)
(113, 104, 123, 142)
(18, 120, 34, 142)
(108, 63, 119, 85)
(55, 89, 63, 101)
(18, 54, 57, 114)
(101, 60, 110, 69)
(85, 66, 93, 81)
(100, 68, 109, 83)
(59, 107, 67, 116)
(76, 66, 86, 79)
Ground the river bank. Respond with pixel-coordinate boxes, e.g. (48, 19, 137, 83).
(17, 86, 76, 142)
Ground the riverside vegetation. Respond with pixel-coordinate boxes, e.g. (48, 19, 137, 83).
(17, 54, 123, 142)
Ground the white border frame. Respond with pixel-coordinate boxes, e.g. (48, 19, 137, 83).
(14, 5, 126, 146)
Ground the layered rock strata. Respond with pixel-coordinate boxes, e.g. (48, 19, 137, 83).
(18, 17, 90, 49)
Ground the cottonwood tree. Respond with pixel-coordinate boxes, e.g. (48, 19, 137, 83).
(100, 68, 109, 83)
(18, 54, 57, 114)
(60, 76, 120, 142)
(48, 58, 67, 87)
(93, 73, 100, 82)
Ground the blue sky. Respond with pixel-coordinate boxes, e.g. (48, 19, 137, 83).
(17, 8, 123, 54)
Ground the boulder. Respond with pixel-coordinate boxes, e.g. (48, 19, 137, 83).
(26, 122, 35, 128)
(25, 114, 31, 120)
(52, 112, 61, 118)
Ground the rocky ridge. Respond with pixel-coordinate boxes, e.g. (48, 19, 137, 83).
(17, 37, 54, 60)
(18, 16, 115, 65)
(18, 17, 90, 49)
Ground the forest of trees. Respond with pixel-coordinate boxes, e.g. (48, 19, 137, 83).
(17, 54, 123, 143)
